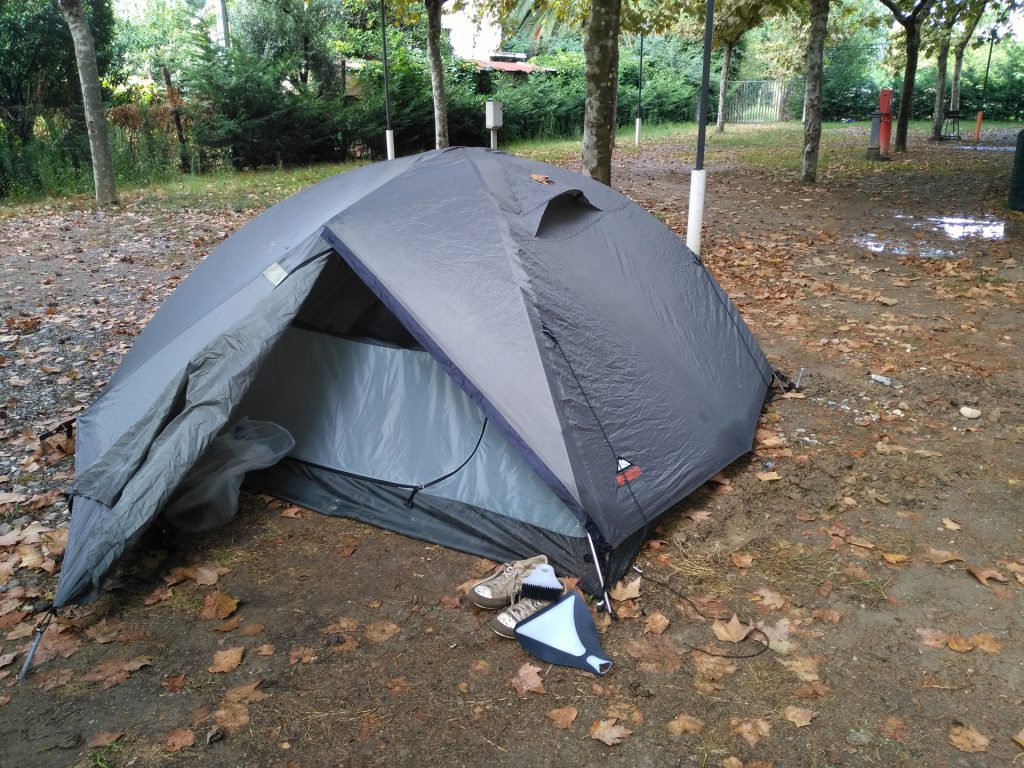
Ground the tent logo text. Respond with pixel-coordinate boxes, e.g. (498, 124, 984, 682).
(615, 457, 642, 486)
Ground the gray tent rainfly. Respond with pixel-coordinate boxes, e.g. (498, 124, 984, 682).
(55, 147, 774, 609)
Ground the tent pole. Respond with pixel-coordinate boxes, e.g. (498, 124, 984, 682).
(586, 531, 614, 616)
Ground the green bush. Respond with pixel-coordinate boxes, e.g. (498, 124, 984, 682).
(183, 47, 348, 169)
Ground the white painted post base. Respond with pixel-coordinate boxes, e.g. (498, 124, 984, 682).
(634, 117, 642, 147)
(385, 129, 395, 160)
(490, 128, 498, 150)
(686, 169, 706, 256)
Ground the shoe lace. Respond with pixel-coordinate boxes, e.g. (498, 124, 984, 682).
(489, 562, 518, 590)
(504, 591, 546, 622)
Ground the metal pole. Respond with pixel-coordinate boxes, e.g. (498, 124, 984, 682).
(694, 1, 715, 172)
(635, 33, 644, 146)
(974, 31, 995, 144)
(380, 0, 395, 159)
(687, 0, 715, 256)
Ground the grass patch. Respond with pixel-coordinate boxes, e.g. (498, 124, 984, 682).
(128, 160, 367, 212)
(4, 119, 1019, 214)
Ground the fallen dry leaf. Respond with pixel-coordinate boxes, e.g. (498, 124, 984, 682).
(530, 173, 554, 184)
(604, 701, 644, 725)
(609, 577, 641, 601)
(947, 635, 974, 653)
(280, 506, 304, 518)
(666, 713, 704, 735)
(880, 716, 908, 741)
(794, 681, 831, 698)
(915, 627, 949, 649)
(721, 759, 744, 768)
(925, 547, 963, 564)
(948, 724, 989, 753)
(144, 586, 172, 606)
(730, 552, 754, 569)
(730, 716, 771, 746)
(751, 587, 787, 610)
(236, 622, 265, 638)
(86, 731, 123, 748)
(970, 632, 1000, 653)
(33, 667, 74, 691)
(82, 656, 152, 689)
(941, 517, 962, 531)
(589, 718, 632, 746)
(364, 620, 400, 644)
(510, 663, 545, 696)
(214, 615, 242, 633)
(966, 565, 1007, 586)
(208, 646, 244, 674)
(644, 612, 670, 635)
(199, 590, 239, 621)
(623, 635, 683, 673)
(881, 552, 908, 565)
(337, 534, 360, 558)
(713, 614, 753, 644)
(784, 706, 817, 727)
(779, 656, 820, 682)
(162, 673, 186, 693)
(756, 471, 781, 482)
(213, 701, 250, 733)
(547, 706, 577, 729)
(163, 728, 196, 752)
(289, 645, 317, 665)
(1013, 728, 1024, 749)
(322, 617, 360, 634)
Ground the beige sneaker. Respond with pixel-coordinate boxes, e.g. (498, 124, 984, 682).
(468, 555, 548, 609)
(489, 582, 566, 639)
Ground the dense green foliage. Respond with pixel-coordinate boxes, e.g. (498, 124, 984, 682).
(2, 0, 1023, 200)
(0, 0, 117, 197)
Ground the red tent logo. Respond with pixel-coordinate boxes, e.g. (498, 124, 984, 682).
(616, 457, 642, 486)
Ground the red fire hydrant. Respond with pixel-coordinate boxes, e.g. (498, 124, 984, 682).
(879, 88, 893, 156)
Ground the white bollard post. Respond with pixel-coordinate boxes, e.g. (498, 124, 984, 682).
(485, 101, 503, 151)
(385, 129, 395, 160)
(686, 169, 706, 256)
(634, 117, 642, 147)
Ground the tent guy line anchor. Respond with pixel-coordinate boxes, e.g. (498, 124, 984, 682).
(16, 607, 53, 681)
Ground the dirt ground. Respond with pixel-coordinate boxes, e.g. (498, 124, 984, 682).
(1, 125, 1022, 768)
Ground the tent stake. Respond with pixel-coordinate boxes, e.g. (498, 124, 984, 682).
(586, 532, 615, 616)
(16, 609, 53, 681)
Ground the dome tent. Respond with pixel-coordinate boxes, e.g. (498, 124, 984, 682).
(55, 147, 773, 609)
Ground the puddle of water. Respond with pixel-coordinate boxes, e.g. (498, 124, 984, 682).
(955, 145, 1015, 152)
(928, 216, 1005, 240)
(855, 213, 1005, 259)
(854, 234, 951, 259)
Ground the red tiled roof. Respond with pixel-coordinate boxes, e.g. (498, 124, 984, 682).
(471, 59, 555, 74)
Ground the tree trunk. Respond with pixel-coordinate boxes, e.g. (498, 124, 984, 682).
(893, 22, 921, 153)
(715, 41, 733, 133)
(950, 45, 964, 112)
(424, 0, 449, 149)
(162, 66, 189, 173)
(931, 35, 950, 140)
(58, 0, 117, 205)
(951, 7, 982, 112)
(581, 0, 621, 186)
(801, 0, 829, 183)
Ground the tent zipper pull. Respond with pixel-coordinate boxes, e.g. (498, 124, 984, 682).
(17, 607, 54, 681)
